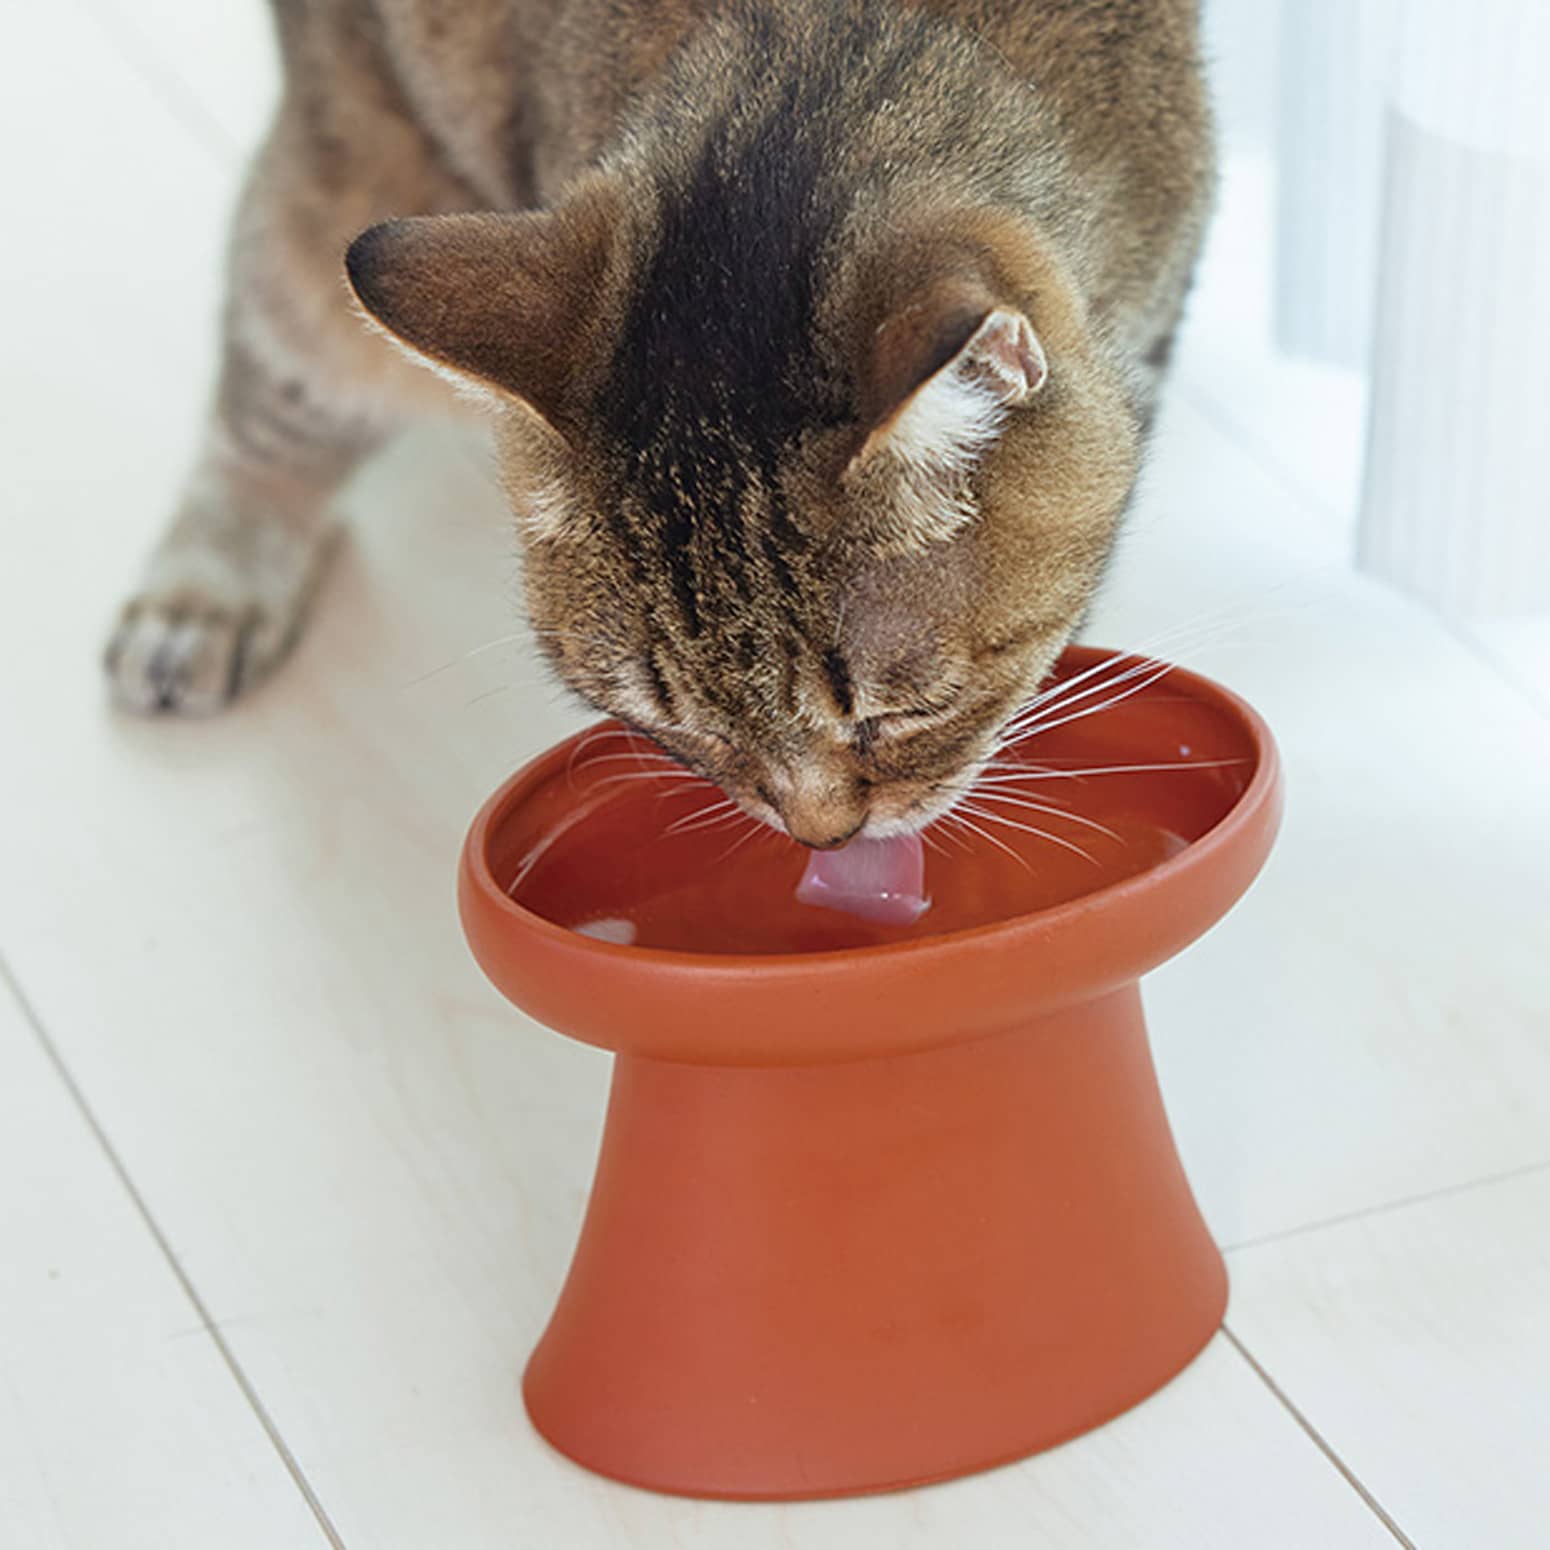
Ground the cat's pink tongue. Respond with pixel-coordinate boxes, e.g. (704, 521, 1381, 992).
(795, 833, 929, 926)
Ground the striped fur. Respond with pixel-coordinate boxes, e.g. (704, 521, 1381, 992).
(110, 0, 1213, 845)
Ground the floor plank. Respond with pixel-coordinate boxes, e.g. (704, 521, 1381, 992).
(1227, 1168, 1550, 1550)
(0, 973, 330, 1550)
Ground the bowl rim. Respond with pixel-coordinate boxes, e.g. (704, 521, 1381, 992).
(461, 646, 1281, 974)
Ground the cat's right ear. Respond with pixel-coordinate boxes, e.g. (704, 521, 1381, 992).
(344, 183, 617, 435)
(844, 278, 1049, 550)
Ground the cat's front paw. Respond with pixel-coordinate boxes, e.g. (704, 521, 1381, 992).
(106, 600, 282, 715)
(104, 531, 329, 715)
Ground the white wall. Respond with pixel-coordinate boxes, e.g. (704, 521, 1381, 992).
(1202, 0, 1282, 154)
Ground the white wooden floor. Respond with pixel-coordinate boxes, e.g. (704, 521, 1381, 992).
(3, 5, 1547, 1547)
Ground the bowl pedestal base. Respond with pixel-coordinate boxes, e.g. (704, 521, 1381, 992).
(522, 984, 1226, 1500)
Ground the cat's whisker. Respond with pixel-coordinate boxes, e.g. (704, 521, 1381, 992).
(977, 767, 1083, 785)
(940, 809, 1033, 872)
(1063, 580, 1332, 703)
(1003, 596, 1288, 734)
(1080, 577, 1337, 671)
(989, 749, 1127, 766)
(569, 722, 651, 756)
(593, 785, 702, 802)
(1007, 648, 1168, 729)
(566, 723, 649, 779)
(402, 631, 532, 687)
(1006, 614, 1226, 723)
(1023, 660, 1179, 736)
(579, 764, 686, 790)
(711, 816, 771, 865)
(588, 769, 706, 794)
(679, 810, 754, 839)
(1004, 650, 1176, 736)
(570, 721, 627, 745)
(979, 752, 1065, 778)
(665, 792, 736, 820)
(925, 815, 975, 854)
(463, 682, 516, 708)
(573, 748, 681, 770)
(1085, 588, 1311, 668)
(972, 757, 1247, 784)
(954, 801, 1101, 866)
(963, 789, 1124, 842)
(664, 797, 741, 836)
(931, 813, 965, 849)
(917, 827, 947, 858)
(1011, 659, 1178, 742)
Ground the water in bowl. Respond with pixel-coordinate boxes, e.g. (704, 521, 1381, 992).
(509, 669, 1254, 956)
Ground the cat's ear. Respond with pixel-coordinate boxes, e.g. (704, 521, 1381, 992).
(344, 185, 616, 434)
(846, 289, 1048, 548)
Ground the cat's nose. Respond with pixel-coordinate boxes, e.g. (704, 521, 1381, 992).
(772, 771, 868, 850)
(786, 814, 866, 851)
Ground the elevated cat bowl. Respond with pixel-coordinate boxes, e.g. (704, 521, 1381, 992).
(458, 646, 1282, 1500)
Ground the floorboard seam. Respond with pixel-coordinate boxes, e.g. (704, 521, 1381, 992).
(1222, 1325, 1417, 1550)
(0, 951, 348, 1550)
(1224, 1154, 1550, 1257)
(68, 0, 244, 168)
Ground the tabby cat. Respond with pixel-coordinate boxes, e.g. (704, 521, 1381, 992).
(106, 0, 1213, 847)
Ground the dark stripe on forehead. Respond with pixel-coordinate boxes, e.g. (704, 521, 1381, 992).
(597, 17, 866, 634)
(603, 477, 653, 588)
(703, 442, 755, 602)
(641, 644, 676, 717)
(595, 7, 945, 638)
(605, 98, 838, 451)
(649, 450, 703, 635)
(821, 649, 855, 717)
(759, 463, 808, 605)
(778, 638, 802, 715)
(733, 626, 758, 671)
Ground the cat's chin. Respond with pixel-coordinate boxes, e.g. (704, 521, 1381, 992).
(869, 772, 997, 840)
(857, 812, 936, 841)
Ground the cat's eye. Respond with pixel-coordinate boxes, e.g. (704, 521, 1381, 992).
(866, 695, 961, 737)
(664, 725, 732, 762)
(874, 710, 933, 732)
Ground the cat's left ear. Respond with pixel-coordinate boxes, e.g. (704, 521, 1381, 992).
(846, 290, 1048, 547)
(344, 181, 617, 435)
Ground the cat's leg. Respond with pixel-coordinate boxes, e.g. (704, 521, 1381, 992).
(106, 111, 466, 715)
(105, 334, 378, 714)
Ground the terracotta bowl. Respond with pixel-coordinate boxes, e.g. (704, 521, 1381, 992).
(458, 646, 1283, 1500)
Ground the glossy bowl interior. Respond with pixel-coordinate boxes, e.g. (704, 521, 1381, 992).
(459, 647, 1283, 1065)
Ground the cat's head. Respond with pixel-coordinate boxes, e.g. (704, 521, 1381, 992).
(346, 180, 1140, 845)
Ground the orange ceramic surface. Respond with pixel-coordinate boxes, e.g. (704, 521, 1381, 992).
(458, 647, 1283, 1499)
